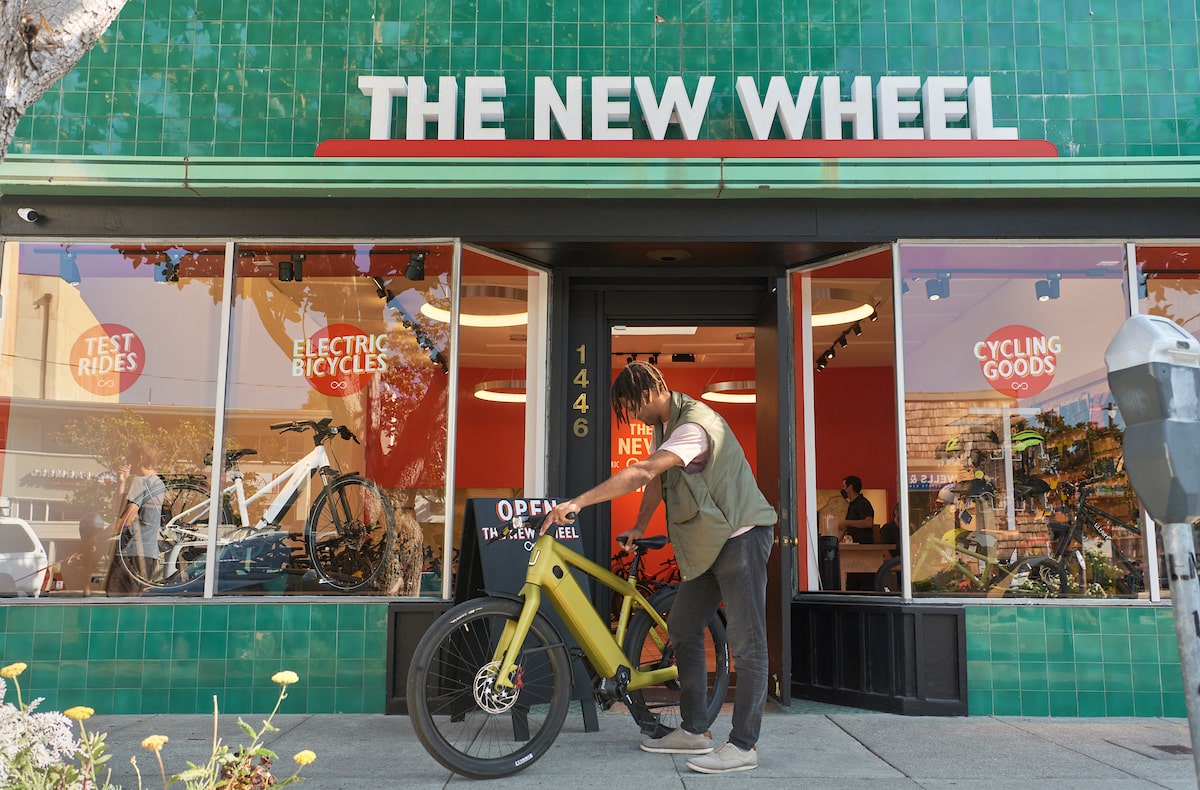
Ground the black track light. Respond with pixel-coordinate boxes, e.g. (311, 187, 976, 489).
(404, 250, 427, 281)
(838, 334, 848, 349)
(852, 323, 863, 336)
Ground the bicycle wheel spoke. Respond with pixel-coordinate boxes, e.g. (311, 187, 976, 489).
(408, 600, 570, 778)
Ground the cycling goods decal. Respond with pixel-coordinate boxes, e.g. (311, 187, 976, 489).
(973, 324, 1060, 398)
(292, 324, 389, 397)
(70, 324, 145, 395)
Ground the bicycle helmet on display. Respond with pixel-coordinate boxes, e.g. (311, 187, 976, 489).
(944, 435, 962, 453)
(1011, 430, 1045, 452)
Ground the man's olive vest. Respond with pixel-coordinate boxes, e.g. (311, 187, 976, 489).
(655, 392, 778, 581)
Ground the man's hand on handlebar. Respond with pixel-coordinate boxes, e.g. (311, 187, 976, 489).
(615, 525, 647, 554)
(541, 501, 580, 534)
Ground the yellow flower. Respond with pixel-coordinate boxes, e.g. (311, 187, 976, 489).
(292, 750, 316, 766)
(0, 662, 27, 679)
(64, 706, 94, 721)
(141, 735, 169, 752)
(271, 670, 299, 686)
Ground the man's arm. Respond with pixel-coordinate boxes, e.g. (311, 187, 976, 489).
(543, 449, 683, 533)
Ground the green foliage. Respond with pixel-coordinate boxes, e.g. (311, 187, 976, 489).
(55, 409, 215, 520)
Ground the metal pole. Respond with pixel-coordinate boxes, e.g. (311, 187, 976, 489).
(1160, 521, 1200, 786)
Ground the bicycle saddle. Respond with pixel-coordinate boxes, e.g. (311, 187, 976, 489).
(632, 535, 668, 551)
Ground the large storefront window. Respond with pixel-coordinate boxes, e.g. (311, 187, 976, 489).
(1135, 243, 1200, 597)
(897, 243, 1144, 598)
(0, 242, 224, 597)
(221, 243, 456, 597)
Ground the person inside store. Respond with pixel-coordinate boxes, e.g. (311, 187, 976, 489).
(544, 361, 777, 775)
(838, 475, 876, 544)
(104, 440, 166, 594)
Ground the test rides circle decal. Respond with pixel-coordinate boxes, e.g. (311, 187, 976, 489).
(973, 324, 1060, 398)
(70, 324, 145, 395)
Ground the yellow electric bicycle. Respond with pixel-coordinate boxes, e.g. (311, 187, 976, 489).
(406, 519, 730, 779)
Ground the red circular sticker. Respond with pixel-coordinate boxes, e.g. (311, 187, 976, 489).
(973, 325, 1061, 398)
(293, 324, 388, 397)
(70, 324, 145, 395)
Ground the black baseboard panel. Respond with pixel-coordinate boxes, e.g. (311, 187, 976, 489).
(385, 600, 455, 715)
(791, 596, 967, 716)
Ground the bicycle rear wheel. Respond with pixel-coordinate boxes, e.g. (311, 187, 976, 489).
(622, 588, 730, 738)
(407, 598, 571, 779)
(306, 475, 394, 592)
(120, 478, 230, 587)
(1001, 557, 1069, 598)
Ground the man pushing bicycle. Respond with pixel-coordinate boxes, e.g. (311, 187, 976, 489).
(544, 361, 777, 774)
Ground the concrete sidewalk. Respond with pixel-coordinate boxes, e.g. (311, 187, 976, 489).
(87, 701, 1197, 789)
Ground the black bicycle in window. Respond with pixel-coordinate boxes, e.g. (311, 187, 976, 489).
(1043, 476, 1144, 596)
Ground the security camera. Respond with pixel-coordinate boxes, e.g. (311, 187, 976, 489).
(16, 208, 39, 223)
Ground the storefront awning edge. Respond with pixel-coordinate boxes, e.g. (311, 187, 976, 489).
(1, 155, 1200, 199)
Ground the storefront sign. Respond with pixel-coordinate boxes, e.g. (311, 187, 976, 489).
(292, 324, 388, 397)
(70, 324, 145, 395)
(973, 325, 1060, 398)
(315, 74, 1058, 158)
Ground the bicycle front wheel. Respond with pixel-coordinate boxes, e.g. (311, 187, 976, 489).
(622, 588, 730, 738)
(407, 598, 571, 779)
(306, 475, 395, 592)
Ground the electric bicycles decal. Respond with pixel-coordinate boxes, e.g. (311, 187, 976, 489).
(973, 324, 1060, 398)
(292, 323, 389, 397)
(70, 323, 145, 395)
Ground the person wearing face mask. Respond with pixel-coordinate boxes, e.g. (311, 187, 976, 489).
(838, 475, 875, 544)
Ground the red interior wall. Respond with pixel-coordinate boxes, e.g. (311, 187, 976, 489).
(813, 365, 898, 513)
(455, 368, 528, 488)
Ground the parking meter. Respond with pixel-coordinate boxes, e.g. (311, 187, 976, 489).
(1105, 314, 1200, 523)
(1105, 314, 1200, 781)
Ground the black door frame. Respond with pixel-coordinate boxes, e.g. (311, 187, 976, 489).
(550, 270, 795, 702)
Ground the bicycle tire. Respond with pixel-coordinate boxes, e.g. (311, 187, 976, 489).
(1002, 556, 1069, 598)
(622, 587, 730, 738)
(407, 597, 571, 779)
(305, 475, 394, 592)
(873, 557, 903, 593)
(119, 478, 230, 587)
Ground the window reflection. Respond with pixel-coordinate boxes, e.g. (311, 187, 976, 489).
(0, 242, 224, 597)
(222, 244, 454, 596)
(898, 244, 1141, 598)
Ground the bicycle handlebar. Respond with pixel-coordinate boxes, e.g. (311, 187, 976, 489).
(268, 418, 360, 445)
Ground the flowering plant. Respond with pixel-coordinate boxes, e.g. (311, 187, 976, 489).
(0, 662, 314, 790)
(0, 663, 117, 789)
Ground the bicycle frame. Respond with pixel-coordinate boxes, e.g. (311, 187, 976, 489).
(491, 533, 677, 692)
(1053, 490, 1143, 574)
(161, 443, 334, 574)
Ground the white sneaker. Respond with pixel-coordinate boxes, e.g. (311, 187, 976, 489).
(640, 727, 714, 754)
(686, 741, 758, 773)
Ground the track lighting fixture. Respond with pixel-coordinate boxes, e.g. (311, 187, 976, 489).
(372, 276, 394, 302)
(816, 355, 827, 371)
(869, 310, 878, 321)
(279, 253, 304, 283)
(837, 334, 848, 348)
(59, 249, 80, 286)
(1034, 272, 1061, 302)
(404, 250, 427, 281)
(852, 323, 863, 336)
(925, 272, 951, 301)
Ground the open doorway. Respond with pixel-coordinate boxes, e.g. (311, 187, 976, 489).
(607, 323, 759, 583)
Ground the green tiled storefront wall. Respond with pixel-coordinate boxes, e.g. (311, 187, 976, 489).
(10, 0, 1200, 159)
(0, 602, 388, 715)
(966, 605, 1186, 718)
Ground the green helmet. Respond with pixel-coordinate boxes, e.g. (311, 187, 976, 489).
(944, 435, 962, 453)
(1011, 429, 1044, 452)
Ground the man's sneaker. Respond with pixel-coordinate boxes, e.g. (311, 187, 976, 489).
(685, 741, 758, 774)
(639, 727, 713, 754)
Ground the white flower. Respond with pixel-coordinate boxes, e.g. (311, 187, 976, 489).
(0, 690, 78, 785)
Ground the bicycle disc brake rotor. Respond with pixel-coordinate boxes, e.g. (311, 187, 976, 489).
(473, 661, 520, 714)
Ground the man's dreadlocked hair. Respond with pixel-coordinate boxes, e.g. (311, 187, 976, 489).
(611, 360, 669, 427)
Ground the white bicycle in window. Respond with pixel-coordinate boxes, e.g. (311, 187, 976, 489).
(117, 418, 395, 593)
